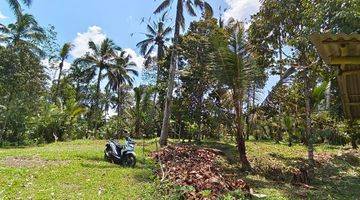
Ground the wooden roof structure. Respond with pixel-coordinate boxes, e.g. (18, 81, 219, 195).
(311, 33, 360, 120)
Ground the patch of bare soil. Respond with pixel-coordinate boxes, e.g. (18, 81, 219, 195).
(151, 145, 250, 199)
(1, 156, 68, 168)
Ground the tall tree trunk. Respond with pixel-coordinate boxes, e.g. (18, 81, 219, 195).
(233, 87, 251, 170)
(305, 70, 315, 179)
(325, 81, 331, 111)
(135, 100, 141, 137)
(245, 87, 251, 140)
(152, 45, 164, 135)
(196, 91, 203, 142)
(159, 0, 181, 147)
(92, 67, 103, 129)
(278, 33, 284, 79)
(117, 86, 122, 117)
(95, 67, 103, 110)
(252, 84, 256, 108)
(261, 67, 296, 107)
(55, 61, 64, 98)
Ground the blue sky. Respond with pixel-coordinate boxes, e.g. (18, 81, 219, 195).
(0, 0, 278, 102)
(1, 0, 225, 54)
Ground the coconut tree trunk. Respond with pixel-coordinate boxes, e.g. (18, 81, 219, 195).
(278, 33, 284, 78)
(92, 66, 103, 129)
(56, 61, 64, 97)
(95, 67, 103, 110)
(152, 44, 164, 134)
(117, 87, 122, 117)
(135, 98, 141, 137)
(233, 87, 251, 170)
(159, 0, 181, 147)
(245, 87, 252, 140)
(304, 70, 315, 179)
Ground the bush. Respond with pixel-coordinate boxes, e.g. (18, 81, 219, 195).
(26, 98, 87, 143)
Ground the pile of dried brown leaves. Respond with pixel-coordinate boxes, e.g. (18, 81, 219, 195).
(151, 145, 250, 199)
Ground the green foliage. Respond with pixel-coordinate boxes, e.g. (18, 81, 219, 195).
(74, 39, 138, 129)
(27, 98, 87, 143)
(1, 0, 359, 152)
(0, 45, 47, 145)
(129, 86, 157, 138)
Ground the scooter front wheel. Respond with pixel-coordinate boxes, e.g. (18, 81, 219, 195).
(123, 154, 136, 168)
(104, 147, 112, 162)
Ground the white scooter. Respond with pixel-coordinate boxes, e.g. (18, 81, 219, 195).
(104, 137, 136, 167)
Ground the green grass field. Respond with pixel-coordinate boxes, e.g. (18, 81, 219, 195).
(1, 139, 359, 200)
(0, 140, 159, 200)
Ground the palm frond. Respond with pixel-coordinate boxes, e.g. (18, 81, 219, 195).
(162, 27, 172, 37)
(186, 0, 197, 17)
(193, 0, 204, 9)
(21, 0, 32, 6)
(145, 45, 155, 58)
(60, 42, 73, 59)
(161, 11, 168, 21)
(88, 41, 99, 55)
(204, 2, 213, 16)
(7, 0, 22, 17)
(154, 0, 171, 14)
(177, 1, 185, 30)
(147, 24, 157, 36)
(0, 25, 10, 34)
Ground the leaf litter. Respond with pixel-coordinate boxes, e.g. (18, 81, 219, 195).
(151, 145, 250, 199)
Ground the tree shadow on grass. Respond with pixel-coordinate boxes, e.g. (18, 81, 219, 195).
(132, 170, 155, 183)
(257, 150, 360, 199)
(197, 141, 360, 199)
(194, 141, 239, 164)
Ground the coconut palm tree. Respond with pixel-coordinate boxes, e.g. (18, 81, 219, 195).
(53, 43, 73, 96)
(132, 86, 153, 137)
(137, 13, 172, 131)
(214, 19, 252, 169)
(106, 51, 139, 116)
(0, 13, 45, 53)
(137, 12, 172, 67)
(73, 38, 120, 115)
(68, 61, 96, 102)
(154, 0, 213, 147)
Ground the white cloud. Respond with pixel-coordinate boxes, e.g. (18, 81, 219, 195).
(70, 26, 107, 58)
(224, 0, 261, 23)
(124, 48, 145, 71)
(0, 11, 7, 20)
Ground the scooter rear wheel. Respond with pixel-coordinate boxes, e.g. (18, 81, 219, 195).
(123, 154, 136, 168)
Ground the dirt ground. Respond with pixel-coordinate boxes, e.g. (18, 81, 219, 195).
(1, 156, 68, 168)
